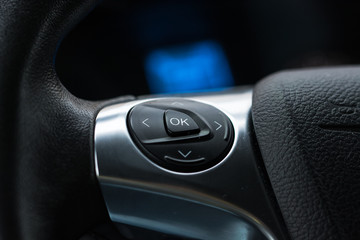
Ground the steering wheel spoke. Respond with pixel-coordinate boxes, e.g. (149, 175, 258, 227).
(1, 0, 360, 239)
(95, 89, 285, 239)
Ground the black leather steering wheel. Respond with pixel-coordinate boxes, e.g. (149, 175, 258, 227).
(253, 67, 360, 240)
(0, 1, 130, 239)
(1, 0, 359, 239)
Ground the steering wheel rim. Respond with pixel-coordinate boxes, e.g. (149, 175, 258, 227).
(0, 0, 134, 239)
(2, 0, 360, 239)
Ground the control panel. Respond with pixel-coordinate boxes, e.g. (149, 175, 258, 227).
(95, 90, 283, 239)
(127, 99, 234, 172)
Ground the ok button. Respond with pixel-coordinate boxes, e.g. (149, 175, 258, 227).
(164, 110, 200, 136)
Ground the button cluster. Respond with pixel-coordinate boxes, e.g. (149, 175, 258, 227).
(127, 99, 234, 172)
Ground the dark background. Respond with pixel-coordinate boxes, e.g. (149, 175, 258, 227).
(56, 0, 360, 100)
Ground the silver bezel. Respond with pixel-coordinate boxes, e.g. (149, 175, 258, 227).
(94, 88, 281, 239)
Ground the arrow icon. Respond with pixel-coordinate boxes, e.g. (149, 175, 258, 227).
(142, 118, 150, 128)
(171, 102, 184, 106)
(178, 150, 192, 158)
(214, 121, 222, 131)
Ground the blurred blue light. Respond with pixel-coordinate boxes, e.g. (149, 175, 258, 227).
(145, 40, 234, 94)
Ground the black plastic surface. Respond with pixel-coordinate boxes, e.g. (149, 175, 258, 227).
(165, 110, 200, 136)
(128, 105, 168, 142)
(128, 99, 234, 172)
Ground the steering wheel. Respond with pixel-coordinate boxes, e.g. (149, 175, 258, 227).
(1, 0, 360, 239)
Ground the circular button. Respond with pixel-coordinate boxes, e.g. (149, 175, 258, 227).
(127, 99, 234, 172)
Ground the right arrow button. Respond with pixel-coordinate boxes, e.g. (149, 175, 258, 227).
(212, 114, 230, 140)
(214, 121, 222, 131)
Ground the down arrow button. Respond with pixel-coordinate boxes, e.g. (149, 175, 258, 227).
(165, 110, 200, 136)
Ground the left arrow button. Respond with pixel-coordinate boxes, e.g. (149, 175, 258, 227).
(128, 106, 168, 143)
(142, 118, 150, 128)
